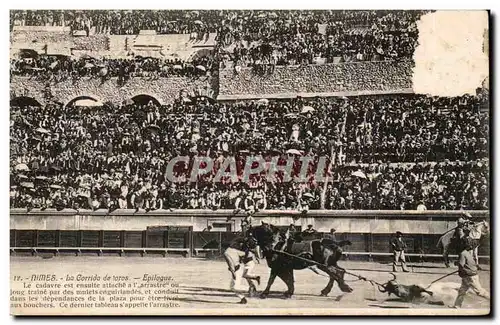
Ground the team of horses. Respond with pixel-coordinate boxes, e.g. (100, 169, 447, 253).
(230, 220, 489, 299)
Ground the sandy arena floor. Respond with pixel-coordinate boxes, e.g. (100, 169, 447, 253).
(10, 255, 490, 315)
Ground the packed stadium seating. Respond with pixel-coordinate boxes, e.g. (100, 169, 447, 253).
(10, 10, 489, 212)
(10, 94, 489, 211)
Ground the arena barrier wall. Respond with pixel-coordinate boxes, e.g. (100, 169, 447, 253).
(10, 76, 214, 106)
(218, 60, 413, 99)
(10, 209, 490, 261)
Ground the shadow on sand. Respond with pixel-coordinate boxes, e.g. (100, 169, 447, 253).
(175, 296, 238, 305)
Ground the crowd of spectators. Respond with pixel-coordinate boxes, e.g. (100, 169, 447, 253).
(218, 10, 424, 67)
(10, 93, 489, 212)
(10, 10, 219, 36)
(10, 54, 215, 84)
(11, 10, 426, 67)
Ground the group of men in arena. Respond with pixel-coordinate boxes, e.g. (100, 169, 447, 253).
(223, 215, 488, 306)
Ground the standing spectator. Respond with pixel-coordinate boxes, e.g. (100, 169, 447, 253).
(390, 231, 409, 272)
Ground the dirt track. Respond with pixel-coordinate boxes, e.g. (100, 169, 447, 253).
(10, 256, 490, 315)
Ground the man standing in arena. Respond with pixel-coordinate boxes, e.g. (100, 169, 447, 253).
(223, 235, 261, 304)
(390, 231, 409, 272)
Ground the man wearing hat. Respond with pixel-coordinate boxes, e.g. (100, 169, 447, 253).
(451, 237, 490, 308)
(452, 215, 471, 253)
(302, 224, 317, 235)
(390, 231, 409, 272)
(324, 228, 337, 242)
(240, 208, 254, 236)
(223, 235, 260, 304)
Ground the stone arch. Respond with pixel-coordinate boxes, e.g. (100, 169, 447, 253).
(129, 94, 163, 106)
(64, 95, 104, 108)
(10, 96, 42, 107)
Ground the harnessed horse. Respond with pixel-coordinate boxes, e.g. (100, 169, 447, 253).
(437, 220, 489, 268)
(250, 224, 353, 299)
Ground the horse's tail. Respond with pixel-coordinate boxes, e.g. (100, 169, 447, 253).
(337, 240, 352, 248)
(321, 239, 352, 250)
(436, 235, 444, 249)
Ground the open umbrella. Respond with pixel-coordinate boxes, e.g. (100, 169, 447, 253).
(98, 67, 108, 76)
(80, 54, 96, 60)
(302, 192, 315, 199)
(257, 98, 269, 105)
(73, 98, 103, 107)
(36, 127, 50, 134)
(301, 106, 315, 113)
(15, 163, 29, 171)
(19, 49, 39, 59)
(352, 171, 367, 179)
(286, 149, 302, 155)
(147, 125, 161, 134)
(193, 20, 204, 25)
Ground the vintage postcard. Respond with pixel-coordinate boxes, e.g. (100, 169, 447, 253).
(9, 9, 490, 316)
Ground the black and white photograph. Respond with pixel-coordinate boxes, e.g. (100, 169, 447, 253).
(8, 8, 491, 316)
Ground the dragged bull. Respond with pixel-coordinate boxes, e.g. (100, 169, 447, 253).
(378, 273, 434, 302)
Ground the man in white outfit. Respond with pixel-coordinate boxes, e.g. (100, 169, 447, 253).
(223, 236, 260, 304)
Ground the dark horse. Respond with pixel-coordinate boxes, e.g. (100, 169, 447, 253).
(250, 224, 354, 299)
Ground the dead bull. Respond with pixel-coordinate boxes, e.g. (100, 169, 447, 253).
(378, 273, 434, 302)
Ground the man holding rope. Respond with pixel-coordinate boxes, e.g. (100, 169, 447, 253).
(450, 237, 490, 308)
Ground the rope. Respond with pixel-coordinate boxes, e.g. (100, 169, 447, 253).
(273, 249, 460, 294)
(425, 270, 459, 289)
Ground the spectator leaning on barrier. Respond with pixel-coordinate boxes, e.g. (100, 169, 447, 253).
(302, 224, 317, 238)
